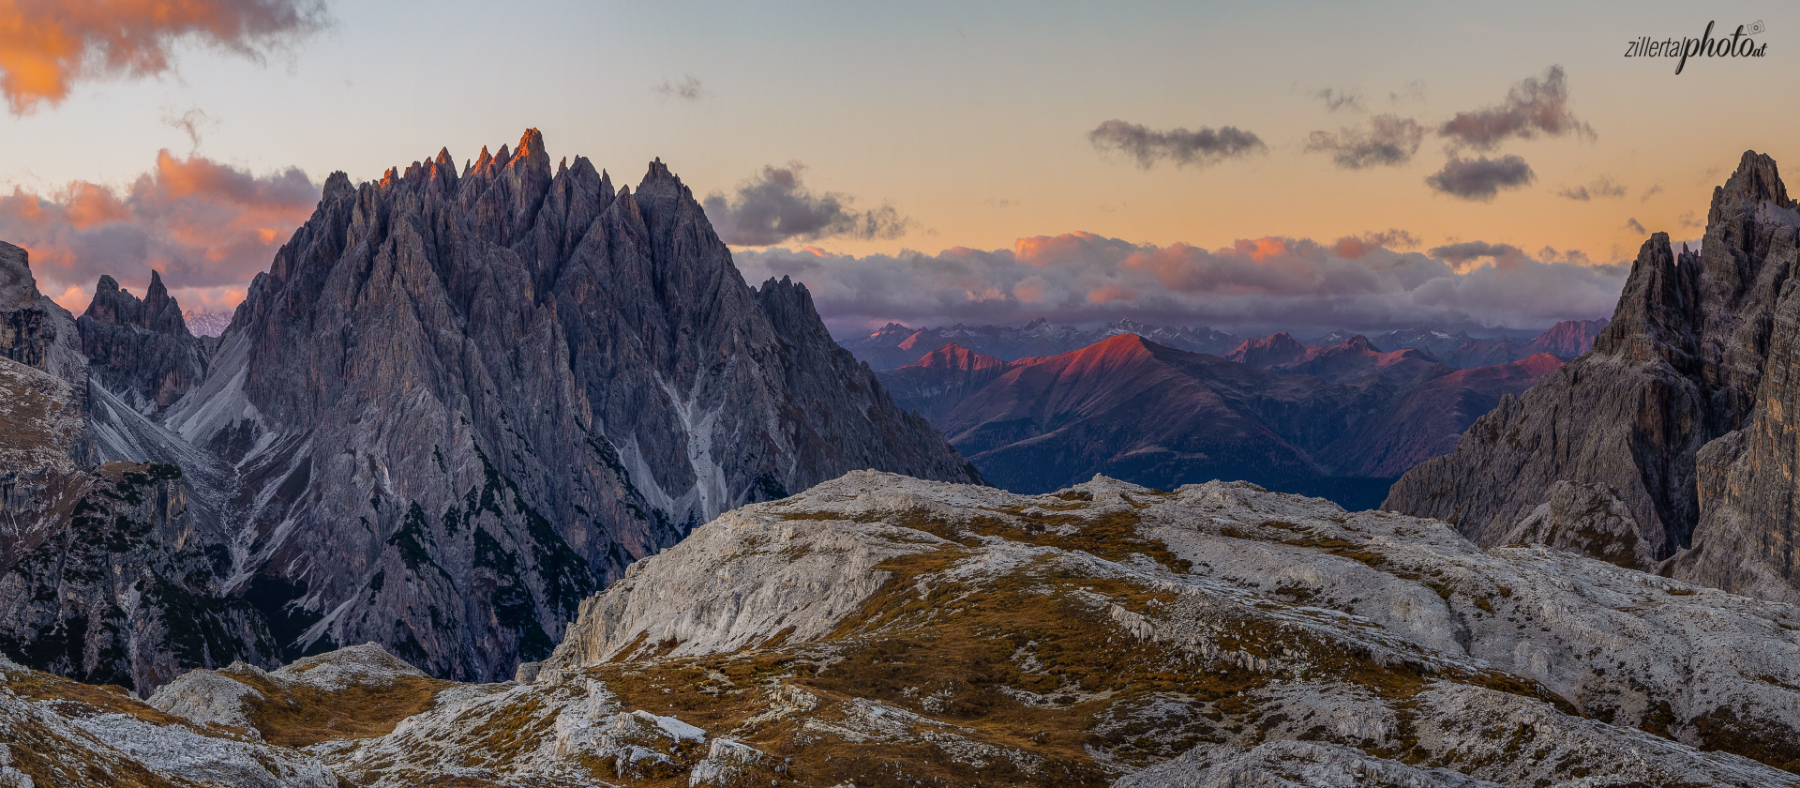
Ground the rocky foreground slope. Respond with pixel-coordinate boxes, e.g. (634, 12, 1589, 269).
(1385, 151, 1800, 604)
(11, 472, 1794, 786)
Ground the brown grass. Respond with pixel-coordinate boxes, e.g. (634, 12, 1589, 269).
(224, 668, 451, 748)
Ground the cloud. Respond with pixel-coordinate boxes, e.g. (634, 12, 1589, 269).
(1438, 65, 1594, 151)
(1305, 114, 1425, 169)
(162, 105, 215, 151)
(1678, 210, 1703, 229)
(1087, 119, 1265, 169)
(1428, 241, 1527, 268)
(1311, 88, 1364, 112)
(1625, 218, 1648, 234)
(702, 162, 911, 247)
(735, 230, 1625, 335)
(1425, 155, 1535, 201)
(1640, 184, 1664, 202)
(1537, 246, 1592, 265)
(1389, 80, 1426, 104)
(1333, 229, 1420, 260)
(0, 149, 319, 311)
(654, 74, 705, 102)
(1556, 175, 1627, 201)
(0, 0, 330, 115)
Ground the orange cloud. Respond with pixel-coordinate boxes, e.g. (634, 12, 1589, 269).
(0, 0, 329, 114)
(0, 149, 318, 312)
(1086, 284, 1137, 303)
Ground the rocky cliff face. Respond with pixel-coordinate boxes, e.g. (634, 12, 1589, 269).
(0, 463, 274, 691)
(0, 241, 86, 388)
(1385, 152, 1800, 593)
(1, 246, 269, 693)
(77, 271, 208, 413)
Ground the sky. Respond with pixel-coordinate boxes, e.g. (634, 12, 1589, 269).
(0, 0, 1795, 336)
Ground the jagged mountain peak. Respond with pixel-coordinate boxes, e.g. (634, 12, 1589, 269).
(1714, 149, 1791, 214)
(1387, 152, 1800, 605)
(126, 130, 979, 683)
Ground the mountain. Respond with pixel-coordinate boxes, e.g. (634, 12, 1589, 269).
(842, 317, 1242, 370)
(1253, 334, 1447, 385)
(1525, 318, 1608, 357)
(78, 272, 209, 414)
(878, 342, 1015, 422)
(1370, 326, 1474, 358)
(875, 333, 1558, 507)
(1385, 151, 1800, 604)
(1370, 320, 1608, 368)
(1318, 353, 1566, 478)
(54, 472, 1800, 786)
(0, 130, 980, 691)
(1222, 330, 1306, 367)
(935, 334, 1349, 493)
(180, 309, 234, 337)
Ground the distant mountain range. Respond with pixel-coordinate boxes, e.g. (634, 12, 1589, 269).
(845, 317, 1606, 371)
(879, 332, 1563, 508)
(180, 309, 232, 337)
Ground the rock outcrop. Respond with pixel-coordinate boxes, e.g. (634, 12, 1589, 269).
(1385, 151, 1800, 597)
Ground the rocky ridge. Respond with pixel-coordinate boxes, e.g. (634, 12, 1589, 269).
(1385, 151, 1800, 603)
(0, 130, 980, 692)
(46, 470, 1797, 787)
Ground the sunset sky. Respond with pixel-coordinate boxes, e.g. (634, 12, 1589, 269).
(1, 0, 1795, 335)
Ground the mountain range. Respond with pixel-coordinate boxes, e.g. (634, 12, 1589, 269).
(1387, 150, 1800, 607)
(844, 316, 1606, 371)
(0, 130, 977, 692)
(878, 332, 1563, 508)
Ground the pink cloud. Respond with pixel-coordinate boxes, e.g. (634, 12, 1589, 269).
(0, 149, 319, 311)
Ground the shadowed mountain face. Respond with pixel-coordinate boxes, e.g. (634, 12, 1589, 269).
(888, 333, 1558, 498)
(1385, 151, 1800, 603)
(0, 130, 979, 690)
